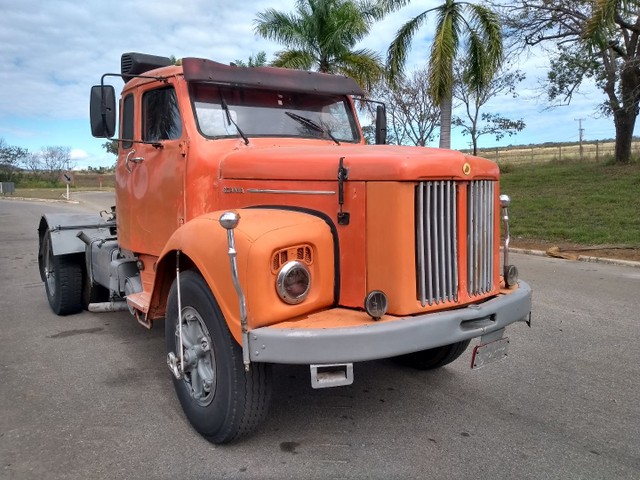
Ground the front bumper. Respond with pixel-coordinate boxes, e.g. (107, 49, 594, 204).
(248, 281, 532, 364)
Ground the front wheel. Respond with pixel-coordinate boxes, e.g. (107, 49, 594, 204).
(42, 232, 83, 315)
(165, 270, 271, 444)
(394, 340, 471, 370)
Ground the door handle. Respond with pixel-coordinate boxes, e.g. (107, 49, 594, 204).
(125, 150, 144, 173)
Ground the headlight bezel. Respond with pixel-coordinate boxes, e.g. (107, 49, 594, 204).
(276, 260, 311, 305)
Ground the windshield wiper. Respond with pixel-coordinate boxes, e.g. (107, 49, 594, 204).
(220, 92, 249, 145)
(285, 111, 340, 145)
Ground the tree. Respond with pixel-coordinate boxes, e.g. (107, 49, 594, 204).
(368, 66, 440, 146)
(386, 0, 504, 149)
(39, 146, 73, 181)
(452, 61, 526, 154)
(102, 140, 118, 156)
(504, 0, 640, 164)
(22, 152, 43, 177)
(0, 138, 28, 182)
(254, 0, 389, 92)
(233, 51, 268, 67)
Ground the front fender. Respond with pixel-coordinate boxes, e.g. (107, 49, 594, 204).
(152, 208, 335, 343)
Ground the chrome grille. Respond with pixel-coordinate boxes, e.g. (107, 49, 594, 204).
(416, 181, 458, 306)
(468, 180, 495, 296)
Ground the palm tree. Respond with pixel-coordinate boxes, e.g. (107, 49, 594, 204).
(233, 51, 268, 68)
(254, 0, 389, 92)
(385, 0, 503, 149)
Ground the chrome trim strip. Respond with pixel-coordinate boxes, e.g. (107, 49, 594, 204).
(246, 189, 336, 195)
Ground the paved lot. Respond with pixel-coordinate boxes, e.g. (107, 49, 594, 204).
(1, 193, 639, 479)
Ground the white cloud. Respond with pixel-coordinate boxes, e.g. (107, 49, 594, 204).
(0, 0, 627, 155)
(70, 148, 89, 160)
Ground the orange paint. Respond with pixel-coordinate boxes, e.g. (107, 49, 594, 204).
(112, 61, 514, 337)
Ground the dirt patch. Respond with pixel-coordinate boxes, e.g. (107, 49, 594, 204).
(512, 239, 640, 263)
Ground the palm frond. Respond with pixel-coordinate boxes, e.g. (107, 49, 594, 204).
(387, 9, 431, 82)
(466, 3, 502, 73)
(339, 49, 387, 91)
(427, 5, 460, 104)
(583, 0, 620, 47)
(271, 50, 316, 70)
(254, 9, 310, 51)
(463, 3, 503, 91)
(361, 0, 412, 20)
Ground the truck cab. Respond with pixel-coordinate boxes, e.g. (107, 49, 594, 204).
(38, 53, 532, 443)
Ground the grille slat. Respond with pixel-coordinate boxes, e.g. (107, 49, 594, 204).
(416, 180, 494, 306)
(467, 180, 494, 296)
(416, 181, 458, 306)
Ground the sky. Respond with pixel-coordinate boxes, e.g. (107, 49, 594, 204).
(0, 0, 628, 169)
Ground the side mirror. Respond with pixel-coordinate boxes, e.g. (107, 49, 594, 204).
(90, 85, 116, 138)
(375, 104, 387, 145)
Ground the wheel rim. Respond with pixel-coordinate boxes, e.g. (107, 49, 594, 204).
(175, 306, 216, 407)
(44, 236, 56, 296)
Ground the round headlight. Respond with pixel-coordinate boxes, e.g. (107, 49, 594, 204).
(276, 261, 311, 304)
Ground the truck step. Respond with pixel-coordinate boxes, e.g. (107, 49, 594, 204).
(310, 363, 354, 389)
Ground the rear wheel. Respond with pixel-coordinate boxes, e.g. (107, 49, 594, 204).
(394, 340, 471, 370)
(42, 232, 83, 316)
(165, 270, 271, 444)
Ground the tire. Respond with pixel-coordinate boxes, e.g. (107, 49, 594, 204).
(394, 340, 471, 370)
(165, 270, 272, 444)
(42, 233, 83, 316)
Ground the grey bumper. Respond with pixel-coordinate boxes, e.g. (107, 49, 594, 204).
(249, 281, 532, 364)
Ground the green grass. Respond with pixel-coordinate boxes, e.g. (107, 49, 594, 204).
(500, 160, 640, 246)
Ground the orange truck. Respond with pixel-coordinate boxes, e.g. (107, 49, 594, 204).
(38, 53, 532, 443)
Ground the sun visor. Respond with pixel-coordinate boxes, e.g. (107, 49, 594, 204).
(181, 57, 365, 96)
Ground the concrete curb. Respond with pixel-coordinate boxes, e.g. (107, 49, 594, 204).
(0, 196, 79, 204)
(4, 195, 639, 269)
(510, 247, 640, 269)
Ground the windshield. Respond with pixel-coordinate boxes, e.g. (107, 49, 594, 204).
(190, 83, 360, 142)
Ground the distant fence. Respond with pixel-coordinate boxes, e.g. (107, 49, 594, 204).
(471, 141, 640, 164)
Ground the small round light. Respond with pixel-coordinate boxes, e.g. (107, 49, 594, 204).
(504, 265, 518, 288)
(499, 194, 511, 208)
(365, 290, 388, 320)
(276, 261, 311, 304)
(219, 211, 240, 230)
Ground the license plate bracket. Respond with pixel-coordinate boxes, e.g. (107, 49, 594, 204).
(471, 337, 510, 369)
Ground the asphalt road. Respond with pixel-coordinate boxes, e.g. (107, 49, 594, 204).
(1, 192, 639, 480)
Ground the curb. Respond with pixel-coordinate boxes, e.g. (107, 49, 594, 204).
(0, 196, 79, 204)
(4, 195, 639, 269)
(510, 247, 640, 269)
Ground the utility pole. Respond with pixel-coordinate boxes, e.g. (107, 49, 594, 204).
(575, 118, 585, 161)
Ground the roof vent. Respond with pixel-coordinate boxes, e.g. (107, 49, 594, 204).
(121, 52, 172, 82)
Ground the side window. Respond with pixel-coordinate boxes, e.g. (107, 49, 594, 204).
(143, 87, 182, 142)
(121, 94, 134, 149)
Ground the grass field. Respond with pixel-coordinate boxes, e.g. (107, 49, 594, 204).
(477, 140, 640, 164)
(3, 161, 639, 250)
(500, 160, 640, 247)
